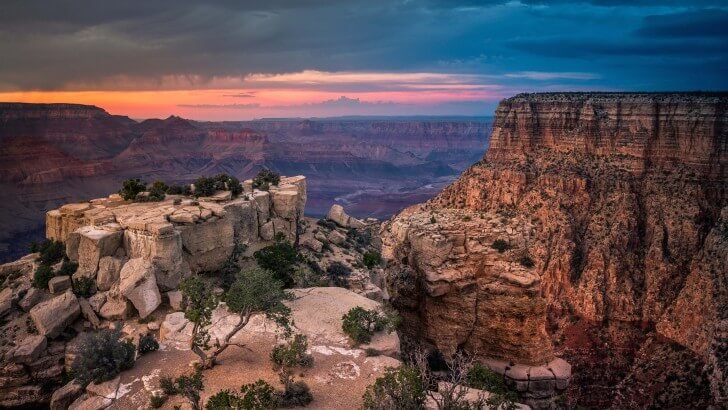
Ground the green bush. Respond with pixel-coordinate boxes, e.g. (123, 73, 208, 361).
(252, 169, 281, 191)
(33, 264, 55, 289)
(57, 260, 78, 276)
(341, 306, 398, 344)
(327, 261, 351, 288)
(271, 334, 313, 370)
(467, 363, 518, 409)
(206, 389, 241, 409)
(491, 239, 511, 253)
(316, 219, 336, 230)
(160, 376, 177, 395)
(253, 242, 300, 288)
(206, 381, 285, 410)
(146, 180, 168, 202)
(363, 251, 382, 269)
(150, 393, 167, 408)
(38, 239, 65, 265)
(72, 276, 95, 298)
(166, 184, 186, 195)
(347, 228, 372, 247)
(275, 380, 313, 407)
(138, 333, 159, 355)
(120, 178, 146, 201)
(210, 174, 242, 197)
(72, 327, 136, 386)
(519, 255, 535, 268)
(161, 370, 205, 409)
(362, 365, 425, 410)
(194, 176, 217, 197)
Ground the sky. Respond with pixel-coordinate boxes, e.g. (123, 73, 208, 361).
(0, 0, 726, 120)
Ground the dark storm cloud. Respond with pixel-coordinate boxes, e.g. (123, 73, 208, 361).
(0, 0, 726, 92)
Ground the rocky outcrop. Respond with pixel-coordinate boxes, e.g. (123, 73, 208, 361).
(327, 204, 366, 229)
(29, 290, 81, 338)
(382, 93, 728, 408)
(1, 103, 489, 264)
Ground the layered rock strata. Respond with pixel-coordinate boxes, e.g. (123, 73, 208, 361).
(381, 93, 728, 407)
(46, 176, 305, 308)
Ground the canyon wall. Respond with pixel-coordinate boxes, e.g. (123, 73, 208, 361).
(381, 93, 727, 407)
(0, 103, 490, 262)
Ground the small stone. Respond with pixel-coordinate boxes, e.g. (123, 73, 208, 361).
(166, 290, 183, 310)
(50, 382, 83, 410)
(48, 276, 72, 294)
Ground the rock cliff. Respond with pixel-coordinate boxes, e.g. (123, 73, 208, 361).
(0, 103, 489, 262)
(381, 92, 728, 408)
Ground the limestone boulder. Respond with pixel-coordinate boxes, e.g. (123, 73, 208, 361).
(98, 296, 131, 320)
(29, 290, 81, 338)
(178, 218, 234, 273)
(96, 256, 124, 291)
(252, 191, 271, 224)
(259, 221, 275, 241)
(74, 226, 123, 278)
(78, 298, 101, 328)
(8, 335, 47, 364)
(118, 258, 161, 318)
(0, 287, 15, 316)
(123, 229, 190, 291)
(301, 236, 323, 253)
(49, 276, 72, 294)
(19, 287, 43, 312)
(327, 204, 365, 229)
(50, 382, 83, 410)
(328, 230, 346, 245)
(165, 290, 183, 310)
(271, 186, 301, 220)
(223, 199, 259, 243)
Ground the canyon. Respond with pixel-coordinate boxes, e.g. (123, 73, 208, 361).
(381, 92, 727, 408)
(0, 103, 490, 263)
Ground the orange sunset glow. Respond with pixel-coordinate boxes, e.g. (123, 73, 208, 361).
(0, 71, 506, 119)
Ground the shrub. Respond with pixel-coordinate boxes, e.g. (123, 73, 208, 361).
(147, 180, 168, 202)
(327, 261, 351, 288)
(519, 255, 535, 268)
(467, 363, 518, 409)
(362, 366, 425, 410)
(28, 241, 39, 253)
(430, 216, 437, 224)
(138, 333, 159, 355)
(291, 264, 328, 288)
(72, 327, 136, 386)
(316, 219, 336, 230)
(175, 370, 204, 410)
(33, 264, 55, 289)
(363, 251, 381, 269)
(166, 184, 186, 195)
(120, 178, 146, 201)
(72, 276, 95, 298)
(347, 228, 372, 247)
(211, 174, 242, 197)
(252, 169, 281, 191)
(253, 242, 300, 288)
(38, 239, 65, 265)
(275, 380, 313, 407)
(491, 239, 511, 253)
(206, 389, 241, 409)
(150, 393, 167, 408)
(57, 260, 78, 276)
(239, 380, 277, 409)
(194, 176, 217, 197)
(341, 306, 398, 344)
(271, 334, 313, 370)
(160, 376, 177, 395)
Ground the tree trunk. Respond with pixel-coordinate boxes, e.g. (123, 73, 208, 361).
(207, 311, 252, 367)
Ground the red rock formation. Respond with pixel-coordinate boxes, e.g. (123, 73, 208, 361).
(382, 93, 728, 407)
(0, 104, 489, 262)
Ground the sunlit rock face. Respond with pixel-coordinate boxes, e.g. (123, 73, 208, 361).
(382, 93, 728, 407)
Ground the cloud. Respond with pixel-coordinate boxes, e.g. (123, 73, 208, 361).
(634, 9, 728, 38)
(504, 71, 600, 80)
(0, 0, 725, 99)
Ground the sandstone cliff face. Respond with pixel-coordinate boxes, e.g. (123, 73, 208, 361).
(382, 93, 728, 407)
